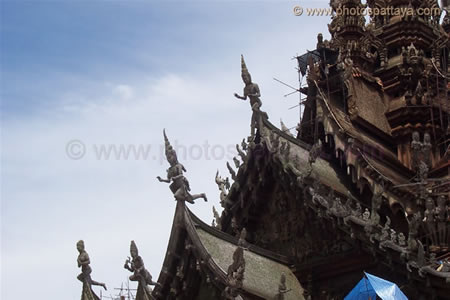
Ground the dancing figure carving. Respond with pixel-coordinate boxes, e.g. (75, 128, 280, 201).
(157, 130, 207, 204)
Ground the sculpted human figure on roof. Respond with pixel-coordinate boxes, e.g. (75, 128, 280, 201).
(234, 55, 263, 139)
(157, 129, 207, 204)
(124, 240, 157, 294)
(76, 240, 107, 291)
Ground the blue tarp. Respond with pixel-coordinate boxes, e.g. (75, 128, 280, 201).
(344, 272, 408, 300)
(344, 277, 377, 300)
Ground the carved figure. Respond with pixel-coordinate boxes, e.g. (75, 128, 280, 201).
(223, 245, 245, 300)
(124, 241, 157, 294)
(231, 217, 239, 237)
(308, 140, 322, 165)
(215, 170, 230, 208)
(398, 233, 407, 247)
(241, 139, 248, 152)
(390, 229, 397, 244)
(157, 130, 207, 204)
(411, 131, 422, 171)
(234, 55, 263, 139)
(227, 162, 237, 181)
(280, 119, 293, 137)
(266, 131, 282, 159)
(362, 208, 370, 221)
(213, 206, 222, 230)
(424, 197, 437, 246)
(274, 273, 291, 300)
(422, 133, 432, 169)
(236, 144, 247, 163)
(436, 196, 448, 247)
(354, 202, 362, 217)
(238, 228, 248, 248)
(408, 213, 421, 251)
(76, 240, 107, 291)
(317, 33, 325, 49)
(400, 43, 427, 101)
(233, 157, 241, 168)
(380, 217, 391, 242)
(417, 161, 429, 183)
(371, 190, 383, 225)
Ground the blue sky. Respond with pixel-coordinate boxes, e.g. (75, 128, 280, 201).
(1, 1, 330, 299)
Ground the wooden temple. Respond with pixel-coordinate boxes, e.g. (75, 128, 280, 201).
(77, 0, 450, 299)
(150, 0, 450, 299)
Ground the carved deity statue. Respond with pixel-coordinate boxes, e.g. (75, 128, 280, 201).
(76, 240, 107, 291)
(124, 241, 157, 294)
(234, 55, 263, 139)
(274, 273, 290, 300)
(157, 130, 207, 204)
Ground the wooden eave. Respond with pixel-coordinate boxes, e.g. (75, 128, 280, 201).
(153, 200, 302, 299)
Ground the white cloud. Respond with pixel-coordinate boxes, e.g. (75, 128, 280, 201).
(113, 84, 134, 101)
